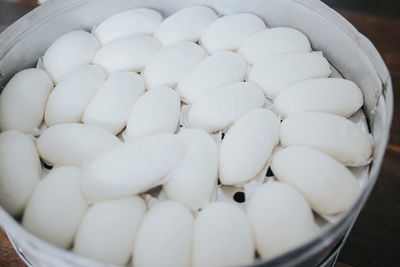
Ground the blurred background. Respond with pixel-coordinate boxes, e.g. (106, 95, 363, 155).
(0, 0, 399, 266)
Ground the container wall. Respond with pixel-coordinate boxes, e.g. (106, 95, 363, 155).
(0, 0, 392, 266)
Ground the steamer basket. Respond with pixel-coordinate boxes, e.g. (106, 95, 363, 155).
(0, 0, 393, 266)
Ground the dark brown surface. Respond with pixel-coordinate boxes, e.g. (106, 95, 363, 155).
(0, 228, 25, 266)
(323, 0, 400, 18)
(0, 1, 399, 266)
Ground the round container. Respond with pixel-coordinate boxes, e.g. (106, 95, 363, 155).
(0, 0, 393, 266)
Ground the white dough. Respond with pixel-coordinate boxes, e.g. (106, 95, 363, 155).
(246, 182, 317, 259)
(74, 197, 146, 265)
(83, 71, 145, 134)
(238, 27, 311, 64)
(271, 146, 360, 215)
(155, 6, 218, 46)
(93, 35, 163, 73)
(192, 202, 254, 267)
(43, 30, 99, 82)
(188, 82, 265, 132)
(200, 13, 266, 53)
(0, 69, 53, 133)
(248, 51, 331, 97)
(0, 8, 376, 265)
(177, 51, 247, 103)
(280, 112, 373, 166)
(133, 201, 193, 267)
(164, 129, 218, 210)
(126, 87, 180, 139)
(81, 133, 186, 200)
(37, 123, 120, 166)
(143, 41, 206, 89)
(219, 109, 280, 185)
(22, 166, 87, 249)
(274, 78, 364, 118)
(45, 65, 106, 126)
(0, 131, 40, 216)
(94, 8, 163, 45)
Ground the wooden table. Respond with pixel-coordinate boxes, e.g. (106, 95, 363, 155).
(0, 0, 399, 266)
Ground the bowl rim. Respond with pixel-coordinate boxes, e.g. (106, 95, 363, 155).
(0, 0, 393, 266)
